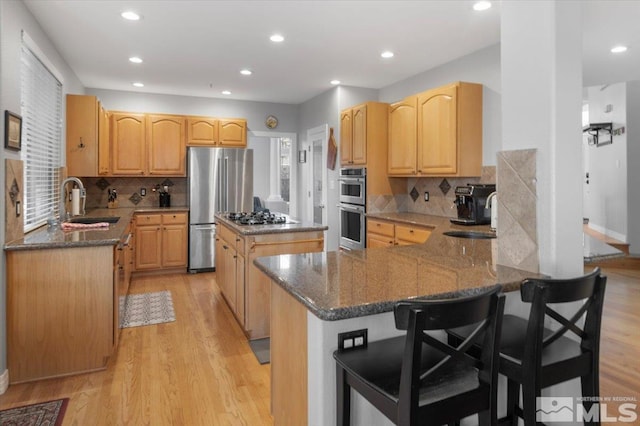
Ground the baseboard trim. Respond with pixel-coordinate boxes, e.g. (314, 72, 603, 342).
(0, 369, 9, 394)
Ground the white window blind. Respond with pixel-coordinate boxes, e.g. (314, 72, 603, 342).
(20, 39, 63, 232)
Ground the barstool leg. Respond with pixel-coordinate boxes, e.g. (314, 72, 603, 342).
(581, 371, 600, 426)
(336, 365, 351, 426)
(521, 384, 539, 426)
(505, 379, 519, 426)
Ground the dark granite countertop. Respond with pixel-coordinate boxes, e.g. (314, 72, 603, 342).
(215, 214, 328, 236)
(254, 212, 544, 321)
(4, 206, 189, 251)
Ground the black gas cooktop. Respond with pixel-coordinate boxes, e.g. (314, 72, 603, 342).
(225, 210, 287, 225)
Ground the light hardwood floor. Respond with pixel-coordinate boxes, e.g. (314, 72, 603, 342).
(0, 267, 638, 425)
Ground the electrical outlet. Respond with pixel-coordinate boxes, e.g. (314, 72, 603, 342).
(337, 329, 368, 352)
(140, 188, 146, 196)
(424, 191, 429, 202)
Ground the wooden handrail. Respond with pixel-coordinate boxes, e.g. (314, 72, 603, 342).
(250, 238, 324, 251)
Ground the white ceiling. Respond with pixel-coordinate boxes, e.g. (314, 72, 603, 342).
(23, 1, 640, 105)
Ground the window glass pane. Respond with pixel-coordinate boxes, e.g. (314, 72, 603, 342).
(280, 137, 291, 202)
(20, 44, 63, 232)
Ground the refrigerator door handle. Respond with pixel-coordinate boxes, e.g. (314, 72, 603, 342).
(223, 156, 229, 212)
(217, 157, 222, 212)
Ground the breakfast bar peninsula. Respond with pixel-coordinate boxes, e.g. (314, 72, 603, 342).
(254, 214, 543, 426)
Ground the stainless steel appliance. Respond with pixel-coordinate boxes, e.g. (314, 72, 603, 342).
(450, 184, 496, 225)
(188, 147, 253, 271)
(338, 167, 366, 250)
(338, 167, 366, 205)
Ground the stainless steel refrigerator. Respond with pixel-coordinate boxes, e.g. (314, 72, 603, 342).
(188, 147, 253, 272)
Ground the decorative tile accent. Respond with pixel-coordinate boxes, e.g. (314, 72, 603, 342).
(5, 159, 25, 244)
(161, 178, 174, 187)
(129, 193, 143, 205)
(96, 178, 110, 190)
(439, 178, 451, 195)
(9, 178, 19, 205)
(409, 187, 419, 202)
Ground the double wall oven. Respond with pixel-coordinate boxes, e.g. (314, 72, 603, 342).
(338, 167, 366, 250)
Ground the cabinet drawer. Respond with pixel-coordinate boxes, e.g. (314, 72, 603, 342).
(395, 224, 432, 244)
(135, 214, 162, 226)
(367, 219, 394, 238)
(217, 223, 236, 246)
(162, 212, 187, 224)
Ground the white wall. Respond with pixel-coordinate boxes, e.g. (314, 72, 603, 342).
(88, 88, 299, 134)
(247, 136, 271, 205)
(0, 0, 84, 380)
(585, 83, 628, 242)
(379, 44, 502, 166)
(627, 81, 640, 255)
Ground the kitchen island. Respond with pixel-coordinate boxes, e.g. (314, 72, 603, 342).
(214, 213, 328, 339)
(254, 213, 544, 426)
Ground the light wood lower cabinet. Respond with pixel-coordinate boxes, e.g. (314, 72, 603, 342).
(367, 218, 433, 248)
(6, 246, 115, 384)
(134, 212, 188, 271)
(215, 223, 324, 339)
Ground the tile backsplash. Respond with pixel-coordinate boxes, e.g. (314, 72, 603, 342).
(81, 176, 187, 209)
(368, 166, 496, 216)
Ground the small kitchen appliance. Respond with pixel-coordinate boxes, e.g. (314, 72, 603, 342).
(159, 191, 171, 207)
(450, 184, 496, 225)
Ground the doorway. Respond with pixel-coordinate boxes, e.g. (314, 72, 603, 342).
(304, 124, 328, 237)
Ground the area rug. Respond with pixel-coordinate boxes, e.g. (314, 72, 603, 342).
(0, 398, 69, 426)
(249, 338, 270, 365)
(120, 290, 176, 328)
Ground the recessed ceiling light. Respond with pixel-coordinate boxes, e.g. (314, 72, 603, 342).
(240, 69, 253, 76)
(222, 90, 232, 95)
(129, 56, 143, 64)
(611, 45, 628, 53)
(132, 82, 144, 88)
(473, 1, 492, 11)
(330, 80, 341, 85)
(381, 51, 394, 59)
(121, 11, 140, 21)
(270, 34, 285, 43)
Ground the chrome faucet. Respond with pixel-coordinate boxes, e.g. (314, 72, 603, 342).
(59, 177, 86, 221)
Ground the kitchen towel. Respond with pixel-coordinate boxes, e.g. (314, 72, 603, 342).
(327, 127, 337, 170)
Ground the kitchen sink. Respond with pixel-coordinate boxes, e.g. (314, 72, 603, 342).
(443, 230, 496, 239)
(68, 216, 120, 224)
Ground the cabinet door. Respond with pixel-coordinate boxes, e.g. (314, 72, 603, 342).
(215, 236, 226, 293)
(236, 254, 245, 325)
(223, 245, 237, 309)
(147, 115, 186, 176)
(351, 104, 367, 165)
(218, 119, 247, 147)
(340, 109, 353, 165)
(66, 95, 98, 177)
(417, 85, 458, 175)
(187, 117, 218, 146)
(112, 113, 146, 175)
(135, 225, 162, 270)
(388, 97, 417, 175)
(367, 233, 394, 248)
(98, 105, 110, 175)
(162, 223, 188, 267)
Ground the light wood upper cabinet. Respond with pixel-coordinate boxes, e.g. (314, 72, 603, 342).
(66, 94, 110, 176)
(147, 114, 186, 175)
(218, 118, 247, 147)
(388, 97, 417, 174)
(340, 109, 353, 164)
(186, 117, 218, 146)
(340, 102, 388, 167)
(111, 113, 146, 175)
(387, 82, 483, 177)
(417, 85, 457, 174)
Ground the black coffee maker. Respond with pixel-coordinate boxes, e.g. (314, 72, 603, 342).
(450, 184, 496, 225)
(159, 191, 171, 208)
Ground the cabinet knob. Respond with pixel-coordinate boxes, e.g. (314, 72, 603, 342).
(409, 229, 414, 233)
(78, 137, 85, 148)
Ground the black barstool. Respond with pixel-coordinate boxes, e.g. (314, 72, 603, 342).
(448, 267, 607, 426)
(333, 285, 505, 426)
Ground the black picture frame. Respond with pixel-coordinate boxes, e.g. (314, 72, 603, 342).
(5, 110, 22, 151)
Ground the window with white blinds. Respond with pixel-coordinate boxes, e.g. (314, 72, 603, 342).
(20, 39, 63, 232)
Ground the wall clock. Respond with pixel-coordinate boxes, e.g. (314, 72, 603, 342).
(265, 115, 278, 129)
